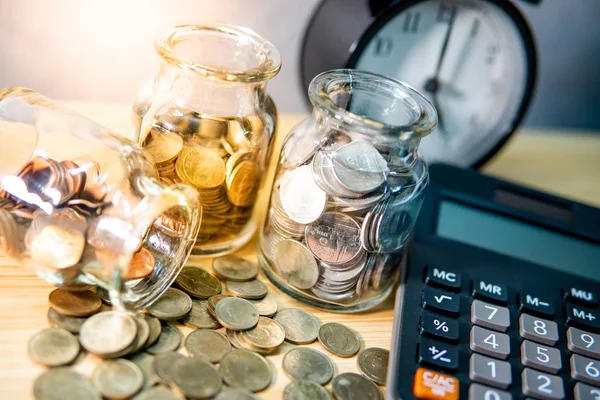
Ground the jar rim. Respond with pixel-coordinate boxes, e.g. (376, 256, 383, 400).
(155, 23, 281, 83)
(308, 69, 437, 140)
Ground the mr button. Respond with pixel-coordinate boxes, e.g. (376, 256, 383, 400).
(413, 368, 459, 400)
(473, 280, 508, 305)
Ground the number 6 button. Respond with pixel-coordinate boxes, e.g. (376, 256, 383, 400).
(571, 354, 600, 387)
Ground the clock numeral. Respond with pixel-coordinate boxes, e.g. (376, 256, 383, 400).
(373, 36, 393, 57)
(437, 4, 456, 23)
(403, 11, 421, 33)
(470, 19, 480, 37)
(486, 45, 499, 65)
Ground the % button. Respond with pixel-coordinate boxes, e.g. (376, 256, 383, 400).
(421, 312, 459, 343)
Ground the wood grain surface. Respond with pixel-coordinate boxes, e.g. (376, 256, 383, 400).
(0, 103, 599, 399)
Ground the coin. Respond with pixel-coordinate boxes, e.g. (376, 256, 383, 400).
(226, 280, 268, 299)
(374, 200, 413, 252)
(92, 359, 144, 399)
(147, 288, 192, 321)
(273, 308, 320, 344)
(331, 141, 388, 194)
(185, 329, 231, 363)
(145, 323, 182, 354)
(129, 316, 151, 354)
(284, 380, 331, 400)
(212, 255, 258, 282)
(152, 351, 186, 385)
(126, 248, 155, 280)
(282, 347, 334, 385)
(215, 388, 261, 400)
(357, 347, 389, 385)
(272, 240, 319, 290)
(128, 352, 157, 390)
(47, 308, 87, 333)
(175, 266, 222, 298)
(171, 357, 222, 399)
(249, 297, 278, 317)
(29, 224, 85, 269)
(207, 294, 231, 317)
(33, 368, 101, 400)
(143, 315, 162, 348)
(332, 372, 382, 400)
(279, 166, 326, 225)
(182, 298, 220, 329)
(305, 212, 363, 265)
(282, 129, 323, 169)
(176, 146, 226, 189)
(28, 328, 80, 367)
(48, 289, 102, 317)
(144, 131, 183, 164)
(318, 323, 361, 357)
(132, 386, 184, 400)
(240, 317, 285, 350)
(80, 312, 138, 358)
(219, 349, 272, 392)
(227, 160, 259, 207)
(215, 297, 259, 331)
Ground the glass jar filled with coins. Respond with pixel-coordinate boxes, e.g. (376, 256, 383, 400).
(133, 23, 281, 256)
(259, 70, 437, 312)
(0, 88, 201, 310)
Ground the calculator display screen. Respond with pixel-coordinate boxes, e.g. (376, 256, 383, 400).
(437, 200, 600, 281)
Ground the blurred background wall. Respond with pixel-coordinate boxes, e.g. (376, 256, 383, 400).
(0, 0, 598, 129)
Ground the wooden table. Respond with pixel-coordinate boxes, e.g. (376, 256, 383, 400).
(1, 103, 599, 399)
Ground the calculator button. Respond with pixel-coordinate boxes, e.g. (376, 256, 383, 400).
(413, 368, 459, 400)
(568, 327, 600, 359)
(522, 368, 565, 400)
(470, 326, 511, 360)
(425, 266, 461, 291)
(422, 287, 460, 316)
(420, 311, 459, 343)
(419, 338, 459, 371)
(519, 314, 559, 346)
(471, 300, 510, 332)
(566, 303, 600, 331)
(521, 340, 562, 374)
(473, 280, 508, 305)
(571, 354, 600, 387)
(520, 292, 555, 317)
(564, 287, 598, 306)
(469, 353, 512, 389)
(574, 382, 600, 400)
(469, 384, 513, 400)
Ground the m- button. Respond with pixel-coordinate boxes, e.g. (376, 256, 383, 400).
(473, 280, 508, 305)
(425, 266, 462, 291)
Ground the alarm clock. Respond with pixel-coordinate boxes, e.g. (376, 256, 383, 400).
(301, 0, 538, 168)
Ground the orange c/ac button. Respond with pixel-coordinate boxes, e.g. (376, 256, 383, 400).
(413, 367, 459, 400)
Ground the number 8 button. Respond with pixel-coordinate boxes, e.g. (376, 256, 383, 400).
(519, 314, 559, 346)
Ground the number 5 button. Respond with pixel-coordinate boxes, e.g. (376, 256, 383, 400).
(521, 340, 562, 374)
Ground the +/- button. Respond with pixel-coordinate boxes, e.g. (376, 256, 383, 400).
(425, 265, 461, 291)
(418, 338, 459, 371)
(473, 280, 508, 304)
(413, 367, 459, 400)
(422, 287, 460, 316)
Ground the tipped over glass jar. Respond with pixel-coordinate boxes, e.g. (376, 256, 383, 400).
(259, 70, 437, 312)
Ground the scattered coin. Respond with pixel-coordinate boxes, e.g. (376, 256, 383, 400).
(357, 347, 389, 385)
(132, 386, 184, 400)
(171, 357, 223, 399)
(143, 315, 162, 348)
(145, 323, 182, 354)
(332, 372, 382, 400)
(47, 308, 87, 333)
(226, 280, 268, 299)
(212, 255, 258, 282)
(28, 328, 80, 367)
(152, 351, 186, 385)
(33, 368, 101, 400)
(207, 294, 231, 317)
(79, 312, 138, 358)
(175, 266, 222, 298)
(272, 240, 319, 290)
(240, 317, 285, 350)
(185, 329, 231, 363)
(147, 288, 192, 321)
(318, 323, 361, 358)
(282, 347, 334, 385)
(249, 297, 278, 317)
(283, 380, 331, 400)
(125, 248, 156, 280)
(215, 297, 259, 331)
(128, 352, 157, 390)
(92, 359, 144, 399)
(215, 388, 261, 400)
(48, 289, 102, 317)
(181, 298, 220, 329)
(129, 316, 151, 354)
(219, 349, 272, 392)
(273, 308, 320, 344)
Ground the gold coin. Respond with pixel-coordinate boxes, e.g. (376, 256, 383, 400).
(175, 266, 222, 299)
(48, 289, 102, 317)
(144, 130, 183, 164)
(226, 161, 259, 207)
(29, 224, 85, 269)
(176, 146, 226, 189)
(225, 151, 251, 177)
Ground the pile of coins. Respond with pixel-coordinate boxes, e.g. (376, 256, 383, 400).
(141, 110, 268, 246)
(30, 254, 389, 400)
(263, 136, 418, 303)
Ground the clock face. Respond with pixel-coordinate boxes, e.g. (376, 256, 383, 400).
(348, 0, 535, 167)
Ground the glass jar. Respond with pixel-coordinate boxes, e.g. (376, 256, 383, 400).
(259, 70, 437, 312)
(0, 88, 201, 310)
(133, 23, 281, 257)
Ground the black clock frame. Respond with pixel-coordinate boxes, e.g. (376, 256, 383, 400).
(300, 0, 538, 169)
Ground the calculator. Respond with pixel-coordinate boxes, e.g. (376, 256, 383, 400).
(387, 164, 600, 400)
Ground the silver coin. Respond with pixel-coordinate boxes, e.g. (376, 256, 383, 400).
(279, 165, 326, 224)
(129, 316, 151, 355)
(215, 388, 261, 400)
(33, 368, 101, 400)
(249, 297, 278, 317)
(145, 324, 182, 354)
(79, 312, 137, 358)
(273, 308, 320, 344)
(283, 380, 331, 400)
(92, 359, 144, 399)
(331, 141, 388, 194)
(47, 308, 87, 334)
(282, 347, 334, 385)
(282, 128, 324, 169)
(272, 239, 319, 290)
(143, 315, 162, 348)
(305, 212, 363, 266)
(28, 328, 80, 367)
(171, 357, 222, 399)
(184, 329, 231, 363)
(212, 255, 258, 282)
(147, 288, 192, 321)
(315, 152, 361, 199)
(311, 286, 356, 302)
(226, 280, 268, 299)
(128, 352, 157, 390)
(151, 351, 186, 385)
(132, 386, 184, 400)
(374, 199, 414, 253)
(181, 298, 220, 329)
(215, 297, 259, 331)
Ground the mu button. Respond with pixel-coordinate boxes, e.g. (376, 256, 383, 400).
(422, 287, 460, 316)
(413, 367, 459, 400)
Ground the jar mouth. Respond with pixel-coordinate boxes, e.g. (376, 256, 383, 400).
(155, 23, 281, 83)
(308, 69, 437, 141)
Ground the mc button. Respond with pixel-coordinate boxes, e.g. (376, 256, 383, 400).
(425, 266, 461, 291)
